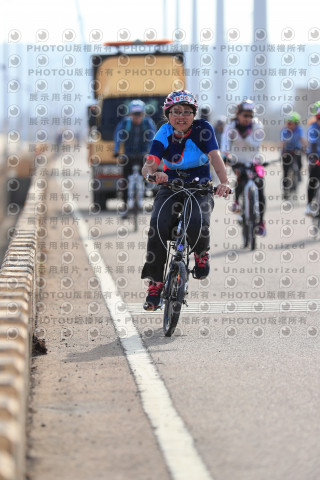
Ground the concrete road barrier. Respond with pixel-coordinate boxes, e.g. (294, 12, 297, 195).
(0, 167, 46, 480)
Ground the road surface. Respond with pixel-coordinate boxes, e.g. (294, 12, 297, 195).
(27, 144, 320, 480)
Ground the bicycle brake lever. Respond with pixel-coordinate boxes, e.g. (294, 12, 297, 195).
(146, 174, 157, 183)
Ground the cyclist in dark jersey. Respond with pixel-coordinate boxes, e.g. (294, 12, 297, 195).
(113, 100, 156, 215)
(141, 90, 231, 310)
(306, 101, 320, 216)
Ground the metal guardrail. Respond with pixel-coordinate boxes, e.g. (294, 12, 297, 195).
(0, 167, 46, 480)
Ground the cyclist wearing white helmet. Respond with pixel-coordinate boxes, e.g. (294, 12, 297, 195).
(113, 99, 156, 215)
(141, 90, 230, 310)
(305, 101, 320, 216)
(280, 112, 306, 199)
(221, 100, 267, 236)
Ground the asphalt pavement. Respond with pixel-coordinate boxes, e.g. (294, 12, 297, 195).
(27, 144, 320, 480)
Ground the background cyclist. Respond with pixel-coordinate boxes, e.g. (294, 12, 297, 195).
(141, 90, 231, 311)
(221, 100, 267, 236)
(113, 99, 156, 215)
(280, 112, 307, 199)
(305, 101, 320, 216)
(213, 116, 226, 148)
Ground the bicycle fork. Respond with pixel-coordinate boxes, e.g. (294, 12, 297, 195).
(162, 246, 190, 310)
(176, 218, 190, 306)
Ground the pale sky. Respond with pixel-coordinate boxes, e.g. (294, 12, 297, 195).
(2, 0, 320, 142)
(2, 0, 320, 45)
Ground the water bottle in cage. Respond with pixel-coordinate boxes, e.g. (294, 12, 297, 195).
(127, 165, 144, 209)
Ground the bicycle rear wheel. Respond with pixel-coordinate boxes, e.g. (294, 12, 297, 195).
(163, 261, 186, 337)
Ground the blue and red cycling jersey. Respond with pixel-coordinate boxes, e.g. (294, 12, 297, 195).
(147, 119, 219, 181)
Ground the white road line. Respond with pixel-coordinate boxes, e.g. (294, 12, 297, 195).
(73, 204, 213, 480)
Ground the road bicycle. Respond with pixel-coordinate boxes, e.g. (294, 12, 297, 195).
(232, 162, 269, 251)
(127, 165, 145, 232)
(148, 175, 230, 336)
(281, 150, 302, 200)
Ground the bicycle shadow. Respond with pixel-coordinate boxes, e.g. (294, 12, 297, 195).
(64, 338, 124, 363)
(63, 327, 182, 363)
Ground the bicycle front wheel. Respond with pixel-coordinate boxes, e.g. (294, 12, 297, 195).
(312, 206, 320, 233)
(288, 165, 297, 194)
(248, 189, 256, 250)
(133, 204, 138, 232)
(163, 261, 186, 337)
(242, 212, 249, 248)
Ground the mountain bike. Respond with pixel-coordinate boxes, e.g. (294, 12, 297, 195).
(232, 162, 269, 251)
(149, 175, 230, 336)
(126, 165, 145, 232)
(282, 150, 302, 200)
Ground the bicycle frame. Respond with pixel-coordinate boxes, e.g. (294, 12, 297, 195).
(157, 179, 226, 281)
(231, 162, 266, 250)
(243, 171, 260, 224)
(282, 150, 302, 199)
(161, 187, 195, 306)
(145, 175, 230, 335)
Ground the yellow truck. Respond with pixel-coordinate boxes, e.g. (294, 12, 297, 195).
(87, 40, 186, 210)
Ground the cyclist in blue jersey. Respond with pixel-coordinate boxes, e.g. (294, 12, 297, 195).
(113, 99, 156, 215)
(305, 101, 320, 216)
(141, 90, 231, 310)
(280, 112, 306, 198)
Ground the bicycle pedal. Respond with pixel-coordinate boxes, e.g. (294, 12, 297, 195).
(143, 302, 162, 312)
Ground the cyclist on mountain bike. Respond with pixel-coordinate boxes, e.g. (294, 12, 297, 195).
(221, 100, 266, 236)
(113, 99, 156, 216)
(280, 112, 307, 199)
(305, 101, 320, 216)
(141, 90, 231, 310)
